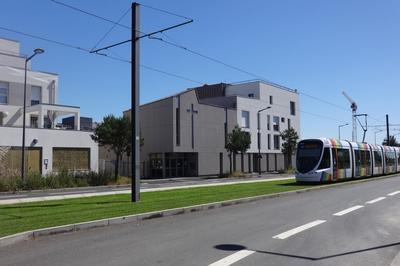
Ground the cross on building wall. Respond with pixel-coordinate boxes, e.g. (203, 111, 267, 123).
(187, 103, 198, 149)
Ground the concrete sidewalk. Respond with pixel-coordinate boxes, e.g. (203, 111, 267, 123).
(0, 176, 294, 205)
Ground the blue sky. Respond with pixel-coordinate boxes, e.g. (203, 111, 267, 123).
(1, 0, 399, 144)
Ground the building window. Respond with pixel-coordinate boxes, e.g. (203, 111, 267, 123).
(273, 116, 280, 131)
(281, 117, 285, 123)
(53, 148, 90, 172)
(273, 135, 280, 150)
(0, 112, 3, 126)
(288, 118, 291, 129)
(176, 108, 180, 146)
(30, 115, 38, 128)
(0, 82, 9, 104)
(31, 86, 41, 106)
(241, 110, 250, 128)
(269, 95, 273, 105)
(290, 101, 296, 116)
(267, 115, 270, 130)
(267, 134, 271, 150)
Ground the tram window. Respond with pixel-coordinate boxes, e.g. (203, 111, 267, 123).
(318, 148, 331, 169)
(354, 150, 361, 167)
(385, 151, 395, 166)
(365, 151, 371, 166)
(337, 149, 350, 169)
(374, 151, 382, 166)
(361, 150, 370, 167)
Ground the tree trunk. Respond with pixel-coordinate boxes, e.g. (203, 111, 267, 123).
(114, 154, 120, 181)
(241, 153, 244, 172)
(229, 152, 232, 174)
(233, 153, 237, 172)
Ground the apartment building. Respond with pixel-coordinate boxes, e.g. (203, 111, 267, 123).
(124, 80, 300, 178)
(0, 37, 98, 176)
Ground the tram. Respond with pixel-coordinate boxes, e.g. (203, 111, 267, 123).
(295, 138, 400, 182)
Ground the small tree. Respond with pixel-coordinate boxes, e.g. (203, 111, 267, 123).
(91, 115, 131, 180)
(225, 125, 251, 173)
(280, 127, 299, 169)
(382, 135, 400, 147)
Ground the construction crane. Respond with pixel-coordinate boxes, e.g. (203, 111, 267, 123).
(342, 91, 357, 141)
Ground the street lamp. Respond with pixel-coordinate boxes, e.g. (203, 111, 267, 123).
(338, 123, 348, 140)
(21, 48, 44, 180)
(257, 106, 271, 176)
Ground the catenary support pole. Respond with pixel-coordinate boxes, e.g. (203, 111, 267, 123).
(21, 59, 28, 181)
(131, 2, 140, 202)
(386, 114, 390, 146)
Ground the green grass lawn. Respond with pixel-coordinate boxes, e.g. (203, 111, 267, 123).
(0, 180, 312, 237)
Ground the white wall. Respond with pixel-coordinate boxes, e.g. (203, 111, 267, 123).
(0, 127, 98, 175)
(233, 81, 300, 154)
(226, 81, 260, 99)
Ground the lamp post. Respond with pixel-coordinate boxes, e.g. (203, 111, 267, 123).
(21, 48, 44, 181)
(338, 123, 348, 140)
(257, 106, 271, 176)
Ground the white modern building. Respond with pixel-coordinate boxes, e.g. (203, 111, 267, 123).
(123, 80, 300, 178)
(0, 37, 98, 176)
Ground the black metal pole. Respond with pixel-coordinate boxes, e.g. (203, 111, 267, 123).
(21, 59, 28, 181)
(257, 111, 261, 175)
(131, 2, 140, 202)
(386, 114, 390, 146)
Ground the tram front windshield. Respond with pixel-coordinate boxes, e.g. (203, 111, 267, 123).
(296, 140, 323, 173)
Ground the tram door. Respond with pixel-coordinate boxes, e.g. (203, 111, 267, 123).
(332, 147, 351, 180)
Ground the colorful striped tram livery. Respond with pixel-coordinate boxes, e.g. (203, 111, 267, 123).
(295, 138, 400, 182)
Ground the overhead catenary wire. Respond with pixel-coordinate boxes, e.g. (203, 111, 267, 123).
(49, 0, 132, 30)
(91, 7, 131, 51)
(271, 102, 349, 124)
(139, 2, 193, 21)
(23, 1, 397, 127)
(0, 25, 205, 85)
(48, 0, 373, 120)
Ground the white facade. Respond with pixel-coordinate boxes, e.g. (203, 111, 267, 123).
(227, 81, 300, 153)
(129, 80, 299, 178)
(0, 37, 98, 175)
(0, 127, 98, 174)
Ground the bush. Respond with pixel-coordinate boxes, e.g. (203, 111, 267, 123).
(20, 173, 45, 191)
(0, 170, 115, 192)
(0, 176, 21, 192)
(230, 171, 246, 178)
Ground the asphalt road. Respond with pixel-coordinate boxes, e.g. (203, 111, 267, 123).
(1, 175, 400, 266)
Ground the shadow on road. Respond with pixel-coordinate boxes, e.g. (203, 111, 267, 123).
(214, 242, 400, 261)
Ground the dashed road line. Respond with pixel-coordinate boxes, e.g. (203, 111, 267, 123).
(208, 249, 255, 266)
(272, 220, 326, 240)
(333, 205, 364, 216)
(388, 191, 400, 196)
(366, 197, 386, 204)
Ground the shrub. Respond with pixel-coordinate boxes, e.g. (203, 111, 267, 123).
(21, 173, 45, 191)
(230, 171, 246, 178)
(0, 170, 115, 192)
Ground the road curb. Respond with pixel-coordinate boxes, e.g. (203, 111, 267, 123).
(0, 174, 398, 248)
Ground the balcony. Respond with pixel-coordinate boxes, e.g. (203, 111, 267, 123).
(25, 103, 81, 130)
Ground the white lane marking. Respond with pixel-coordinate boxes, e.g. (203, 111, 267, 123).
(333, 205, 364, 216)
(208, 249, 255, 266)
(272, 220, 326, 240)
(388, 191, 400, 196)
(366, 197, 386, 204)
